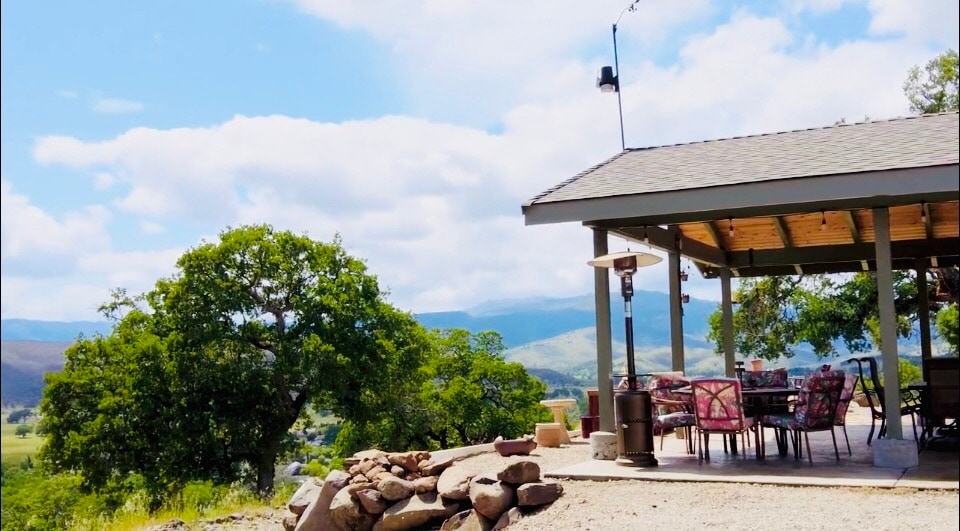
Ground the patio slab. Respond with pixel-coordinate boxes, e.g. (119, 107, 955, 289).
(545, 405, 958, 490)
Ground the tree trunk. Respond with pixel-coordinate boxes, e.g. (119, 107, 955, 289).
(256, 444, 279, 498)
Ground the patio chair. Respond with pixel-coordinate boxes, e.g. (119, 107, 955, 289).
(844, 356, 920, 445)
(742, 367, 790, 415)
(834, 372, 859, 456)
(648, 373, 695, 454)
(920, 357, 960, 448)
(760, 371, 846, 463)
(690, 378, 760, 461)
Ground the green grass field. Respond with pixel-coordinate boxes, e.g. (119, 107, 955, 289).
(1, 415, 43, 466)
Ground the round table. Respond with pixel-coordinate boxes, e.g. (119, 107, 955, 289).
(540, 399, 577, 444)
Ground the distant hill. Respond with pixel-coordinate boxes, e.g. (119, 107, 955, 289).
(0, 291, 932, 407)
(1, 340, 72, 407)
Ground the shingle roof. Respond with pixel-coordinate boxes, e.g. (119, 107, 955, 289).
(525, 112, 959, 206)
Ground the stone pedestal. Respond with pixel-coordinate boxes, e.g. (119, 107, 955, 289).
(873, 438, 919, 468)
(535, 423, 564, 448)
(590, 431, 617, 460)
(539, 399, 577, 444)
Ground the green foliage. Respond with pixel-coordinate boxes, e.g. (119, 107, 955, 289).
(7, 408, 33, 424)
(0, 466, 101, 531)
(935, 303, 959, 354)
(334, 330, 550, 454)
(15, 424, 31, 438)
(38, 224, 431, 499)
(904, 49, 959, 114)
(709, 271, 949, 361)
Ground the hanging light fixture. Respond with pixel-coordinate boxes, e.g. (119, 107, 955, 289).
(643, 226, 649, 245)
(820, 210, 827, 231)
(921, 202, 927, 223)
(728, 218, 735, 236)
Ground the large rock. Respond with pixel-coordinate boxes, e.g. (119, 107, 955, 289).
(363, 465, 389, 482)
(294, 470, 350, 531)
(378, 476, 415, 501)
(413, 475, 439, 494)
(468, 475, 515, 522)
(437, 466, 475, 501)
(356, 488, 390, 515)
(440, 509, 492, 531)
(496, 460, 541, 485)
(493, 436, 537, 457)
(419, 456, 454, 476)
(387, 451, 420, 473)
(288, 478, 323, 516)
(375, 492, 460, 531)
(328, 487, 377, 531)
(516, 481, 563, 506)
(282, 510, 299, 531)
(285, 461, 304, 476)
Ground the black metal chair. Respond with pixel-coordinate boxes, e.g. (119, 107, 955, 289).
(919, 357, 960, 448)
(844, 356, 920, 446)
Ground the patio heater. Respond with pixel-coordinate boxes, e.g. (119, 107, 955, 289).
(588, 250, 662, 467)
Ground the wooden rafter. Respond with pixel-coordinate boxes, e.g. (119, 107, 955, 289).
(842, 210, 870, 271)
(772, 216, 803, 275)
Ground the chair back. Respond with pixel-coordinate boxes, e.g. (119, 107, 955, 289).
(795, 371, 846, 430)
(691, 378, 749, 432)
(742, 368, 788, 388)
(845, 356, 886, 418)
(922, 357, 960, 421)
(834, 372, 859, 426)
(648, 372, 692, 413)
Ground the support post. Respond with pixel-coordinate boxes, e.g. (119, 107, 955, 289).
(593, 229, 614, 432)
(874, 208, 902, 439)
(916, 259, 932, 367)
(668, 249, 685, 372)
(720, 267, 736, 378)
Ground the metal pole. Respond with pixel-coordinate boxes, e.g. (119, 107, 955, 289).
(612, 23, 625, 151)
(622, 274, 636, 390)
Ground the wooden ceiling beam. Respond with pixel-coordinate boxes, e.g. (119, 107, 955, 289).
(727, 237, 959, 269)
(842, 210, 870, 270)
(771, 216, 804, 274)
(922, 202, 934, 240)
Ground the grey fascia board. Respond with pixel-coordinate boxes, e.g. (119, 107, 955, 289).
(522, 165, 959, 226)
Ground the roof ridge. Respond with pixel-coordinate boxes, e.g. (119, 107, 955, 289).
(625, 111, 960, 152)
(522, 150, 630, 206)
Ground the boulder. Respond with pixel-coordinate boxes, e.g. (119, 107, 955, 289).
(328, 487, 377, 531)
(294, 470, 350, 531)
(281, 510, 299, 531)
(496, 460, 541, 485)
(356, 488, 390, 515)
(288, 478, 322, 516)
(285, 461, 304, 476)
(357, 459, 380, 476)
(387, 451, 420, 473)
(437, 466, 475, 501)
(413, 475, 439, 494)
(375, 492, 460, 531)
(493, 436, 537, 457)
(468, 475, 515, 522)
(363, 465, 388, 481)
(440, 509, 492, 531)
(419, 456, 454, 476)
(378, 476, 415, 501)
(390, 465, 406, 477)
(492, 507, 523, 530)
(516, 481, 563, 506)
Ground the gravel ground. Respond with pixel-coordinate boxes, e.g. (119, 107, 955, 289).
(161, 435, 959, 530)
(458, 444, 959, 531)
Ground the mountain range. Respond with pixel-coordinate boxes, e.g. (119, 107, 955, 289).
(1, 291, 920, 406)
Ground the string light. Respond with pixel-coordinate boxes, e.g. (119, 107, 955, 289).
(728, 218, 734, 236)
(643, 226, 649, 244)
(820, 210, 827, 231)
(921, 202, 927, 223)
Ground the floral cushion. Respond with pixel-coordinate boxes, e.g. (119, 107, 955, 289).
(654, 412, 695, 433)
(834, 372, 859, 426)
(691, 378, 752, 432)
(767, 371, 845, 431)
(648, 372, 692, 414)
(742, 368, 789, 388)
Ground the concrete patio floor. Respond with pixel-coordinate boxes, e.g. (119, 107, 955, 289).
(545, 404, 959, 490)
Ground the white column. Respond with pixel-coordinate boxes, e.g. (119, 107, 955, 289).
(592, 229, 614, 432)
(874, 207, 902, 438)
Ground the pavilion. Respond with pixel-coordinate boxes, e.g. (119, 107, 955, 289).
(522, 112, 959, 468)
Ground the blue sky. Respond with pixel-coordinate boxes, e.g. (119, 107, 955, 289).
(1, 0, 958, 320)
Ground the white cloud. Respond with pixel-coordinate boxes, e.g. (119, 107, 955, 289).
(58, 89, 78, 99)
(8, 2, 959, 319)
(0, 179, 111, 277)
(867, 0, 959, 47)
(92, 97, 144, 114)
